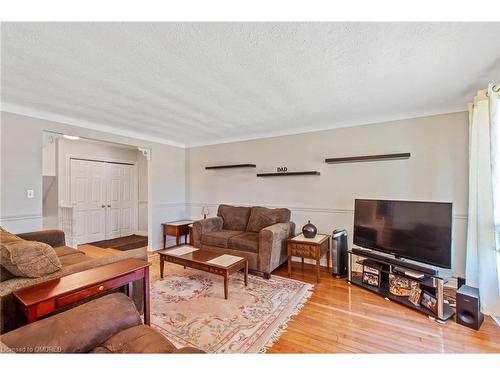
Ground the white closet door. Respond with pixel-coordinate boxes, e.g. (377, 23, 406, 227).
(105, 163, 136, 239)
(119, 164, 135, 237)
(106, 163, 122, 240)
(71, 159, 106, 244)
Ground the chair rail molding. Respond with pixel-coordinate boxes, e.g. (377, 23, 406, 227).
(185, 202, 468, 219)
(0, 214, 43, 233)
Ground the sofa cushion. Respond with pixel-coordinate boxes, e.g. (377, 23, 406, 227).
(217, 204, 251, 231)
(228, 232, 259, 253)
(91, 325, 178, 354)
(58, 253, 93, 268)
(202, 230, 243, 248)
(0, 227, 62, 278)
(54, 246, 92, 268)
(54, 246, 85, 258)
(246, 207, 291, 233)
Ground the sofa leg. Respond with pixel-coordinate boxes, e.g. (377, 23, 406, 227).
(264, 273, 271, 280)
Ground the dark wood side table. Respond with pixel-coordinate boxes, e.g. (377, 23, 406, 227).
(287, 234, 331, 283)
(162, 220, 194, 248)
(188, 224, 194, 245)
(13, 258, 151, 325)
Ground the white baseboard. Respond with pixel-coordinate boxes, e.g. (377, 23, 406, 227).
(492, 316, 500, 327)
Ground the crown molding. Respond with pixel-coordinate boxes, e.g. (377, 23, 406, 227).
(185, 107, 466, 148)
(1, 102, 466, 150)
(1, 102, 186, 148)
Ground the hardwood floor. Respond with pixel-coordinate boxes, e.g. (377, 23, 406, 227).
(79, 245, 500, 353)
(269, 262, 500, 353)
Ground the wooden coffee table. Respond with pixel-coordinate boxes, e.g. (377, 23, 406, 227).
(157, 246, 248, 300)
(13, 258, 151, 325)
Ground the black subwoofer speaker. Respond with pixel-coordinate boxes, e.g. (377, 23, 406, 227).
(457, 277, 466, 289)
(456, 285, 483, 330)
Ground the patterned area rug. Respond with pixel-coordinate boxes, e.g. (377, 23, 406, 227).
(150, 264, 313, 353)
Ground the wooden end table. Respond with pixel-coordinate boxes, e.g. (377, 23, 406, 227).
(287, 234, 331, 283)
(162, 220, 194, 248)
(158, 246, 248, 300)
(13, 258, 151, 325)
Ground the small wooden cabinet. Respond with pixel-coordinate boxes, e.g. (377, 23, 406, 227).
(287, 234, 330, 283)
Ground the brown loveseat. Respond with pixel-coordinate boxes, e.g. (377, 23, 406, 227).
(0, 293, 203, 353)
(192, 205, 295, 278)
(0, 229, 147, 334)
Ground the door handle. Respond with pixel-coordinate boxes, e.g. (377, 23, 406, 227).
(101, 205, 106, 208)
(107, 205, 111, 208)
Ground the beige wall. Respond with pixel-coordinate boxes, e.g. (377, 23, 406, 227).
(0, 111, 186, 250)
(1, 110, 469, 273)
(186, 112, 469, 277)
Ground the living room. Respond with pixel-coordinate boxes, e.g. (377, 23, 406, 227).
(1, 1, 499, 373)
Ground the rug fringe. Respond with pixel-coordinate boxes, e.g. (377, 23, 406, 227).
(258, 285, 315, 353)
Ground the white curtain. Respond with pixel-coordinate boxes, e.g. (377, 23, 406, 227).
(465, 84, 500, 316)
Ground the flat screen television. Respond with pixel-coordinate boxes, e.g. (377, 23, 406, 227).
(353, 199, 452, 269)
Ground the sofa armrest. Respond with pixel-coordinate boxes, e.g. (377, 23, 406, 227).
(258, 222, 295, 274)
(0, 293, 141, 353)
(17, 229, 66, 248)
(192, 217, 223, 248)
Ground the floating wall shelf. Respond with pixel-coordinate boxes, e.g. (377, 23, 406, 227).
(205, 164, 256, 170)
(325, 153, 411, 164)
(257, 171, 320, 177)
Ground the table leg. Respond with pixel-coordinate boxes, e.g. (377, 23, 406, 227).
(244, 261, 248, 286)
(316, 257, 321, 283)
(127, 282, 134, 299)
(160, 255, 164, 279)
(301, 257, 304, 265)
(176, 235, 180, 246)
(288, 256, 292, 278)
(27, 306, 37, 323)
(224, 274, 228, 300)
(184, 234, 188, 244)
(163, 235, 166, 250)
(143, 266, 150, 325)
(326, 249, 331, 271)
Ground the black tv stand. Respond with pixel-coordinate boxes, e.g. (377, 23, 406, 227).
(348, 248, 454, 322)
(351, 248, 437, 275)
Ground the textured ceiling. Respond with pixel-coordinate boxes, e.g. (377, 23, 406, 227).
(1, 22, 499, 147)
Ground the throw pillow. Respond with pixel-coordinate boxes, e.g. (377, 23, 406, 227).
(0, 227, 62, 278)
(246, 206, 291, 233)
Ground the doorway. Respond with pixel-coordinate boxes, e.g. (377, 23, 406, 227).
(41, 132, 150, 249)
(70, 158, 137, 244)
